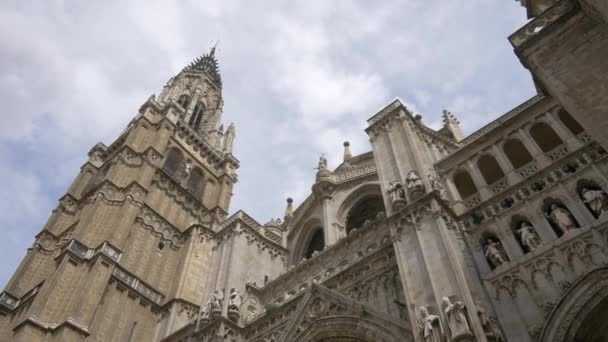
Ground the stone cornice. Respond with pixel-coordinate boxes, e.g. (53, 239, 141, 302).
(509, 0, 577, 50)
(214, 211, 288, 257)
(434, 95, 549, 169)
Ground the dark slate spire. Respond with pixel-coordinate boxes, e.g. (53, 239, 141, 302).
(185, 45, 222, 87)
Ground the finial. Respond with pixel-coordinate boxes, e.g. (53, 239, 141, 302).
(442, 109, 460, 124)
(284, 198, 294, 222)
(343, 141, 352, 161)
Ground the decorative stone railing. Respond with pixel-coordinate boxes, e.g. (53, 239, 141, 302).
(112, 266, 164, 305)
(508, 0, 575, 48)
(490, 179, 509, 195)
(247, 218, 393, 305)
(546, 144, 569, 162)
(462, 143, 606, 227)
(516, 160, 540, 178)
(463, 193, 482, 209)
(331, 162, 377, 183)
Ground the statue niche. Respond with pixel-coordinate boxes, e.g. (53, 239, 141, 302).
(580, 185, 608, 218)
(544, 202, 579, 237)
(514, 221, 542, 253)
(482, 236, 509, 269)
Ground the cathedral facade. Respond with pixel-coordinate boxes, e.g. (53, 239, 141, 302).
(2, 1, 608, 341)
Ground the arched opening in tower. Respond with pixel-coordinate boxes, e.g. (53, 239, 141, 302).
(345, 195, 385, 234)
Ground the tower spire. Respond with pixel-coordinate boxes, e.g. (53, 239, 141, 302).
(185, 44, 222, 87)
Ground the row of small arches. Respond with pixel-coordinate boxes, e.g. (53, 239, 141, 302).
(177, 94, 206, 130)
(481, 180, 607, 269)
(454, 110, 583, 198)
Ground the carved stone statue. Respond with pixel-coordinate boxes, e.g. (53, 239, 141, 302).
(418, 306, 443, 342)
(545, 204, 577, 234)
(428, 169, 446, 199)
(210, 290, 224, 313)
(476, 301, 504, 342)
(442, 297, 473, 340)
(517, 222, 541, 251)
(183, 159, 193, 179)
(387, 181, 406, 203)
(228, 288, 242, 311)
(200, 297, 212, 324)
(317, 155, 328, 171)
(484, 238, 507, 268)
(406, 170, 425, 197)
(581, 187, 608, 217)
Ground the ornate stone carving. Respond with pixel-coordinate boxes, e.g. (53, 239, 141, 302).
(516, 221, 542, 251)
(442, 296, 473, 341)
(406, 170, 425, 199)
(545, 204, 578, 234)
(581, 187, 608, 217)
(387, 181, 406, 211)
(418, 306, 443, 342)
(476, 301, 504, 342)
(484, 238, 508, 268)
(228, 288, 242, 322)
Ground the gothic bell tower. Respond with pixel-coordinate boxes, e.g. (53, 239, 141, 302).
(0, 47, 239, 342)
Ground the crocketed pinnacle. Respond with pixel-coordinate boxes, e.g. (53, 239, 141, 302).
(185, 45, 222, 87)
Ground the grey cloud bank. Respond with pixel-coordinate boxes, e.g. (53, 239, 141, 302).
(0, 0, 533, 287)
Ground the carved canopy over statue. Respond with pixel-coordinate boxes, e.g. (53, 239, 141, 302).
(428, 169, 447, 200)
(581, 187, 608, 217)
(418, 306, 444, 342)
(545, 204, 578, 234)
(484, 238, 508, 268)
(442, 296, 473, 340)
(228, 288, 242, 311)
(406, 170, 425, 198)
(516, 221, 541, 251)
(387, 181, 406, 204)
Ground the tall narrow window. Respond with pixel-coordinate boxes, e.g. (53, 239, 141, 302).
(189, 102, 206, 129)
(163, 148, 183, 176)
(177, 94, 191, 109)
(304, 229, 324, 259)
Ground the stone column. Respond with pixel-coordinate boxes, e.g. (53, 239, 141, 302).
(466, 160, 492, 200)
(492, 144, 522, 185)
(544, 110, 582, 150)
(515, 128, 551, 168)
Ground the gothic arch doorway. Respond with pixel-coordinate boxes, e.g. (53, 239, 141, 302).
(289, 316, 408, 342)
(540, 267, 608, 342)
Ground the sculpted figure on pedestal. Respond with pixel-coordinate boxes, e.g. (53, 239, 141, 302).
(406, 170, 425, 198)
(545, 204, 577, 234)
(484, 238, 507, 268)
(442, 297, 473, 340)
(418, 306, 443, 342)
(581, 187, 608, 217)
(228, 288, 242, 311)
(210, 290, 224, 312)
(517, 221, 541, 251)
(476, 301, 504, 342)
(317, 155, 328, 171)
(428, 169, 447, 200)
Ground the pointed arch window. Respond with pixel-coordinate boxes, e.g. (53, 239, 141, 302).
(177, 94, 191, 109)
(187, 167, 206, 200)
(163, 148, 183, 175)
(304, 229, 324, 259)
(189, 102, 206, 130)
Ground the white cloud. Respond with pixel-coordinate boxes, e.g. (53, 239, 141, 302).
(0, 0, 535, 287)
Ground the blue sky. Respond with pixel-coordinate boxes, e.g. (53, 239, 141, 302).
(0, 0, 534, 288)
